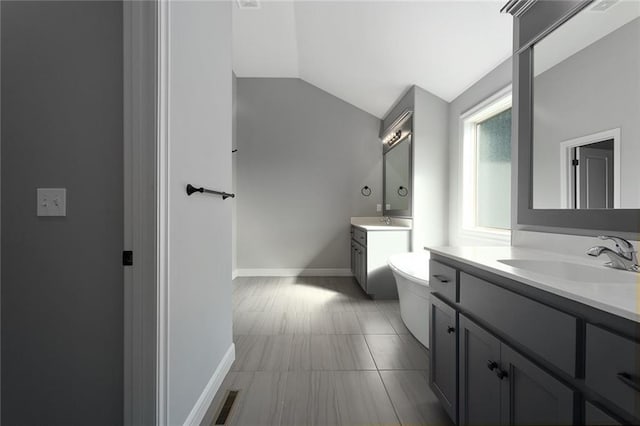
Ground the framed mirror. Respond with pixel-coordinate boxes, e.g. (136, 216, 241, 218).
(507, 0, 640, 233)
(382, 112, 413, 217)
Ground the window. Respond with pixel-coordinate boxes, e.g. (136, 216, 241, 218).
(461, 88, 512, 241)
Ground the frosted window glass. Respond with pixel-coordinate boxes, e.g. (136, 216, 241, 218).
(476, 108, 511, 229)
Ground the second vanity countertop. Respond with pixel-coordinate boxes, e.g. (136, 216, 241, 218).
(426, 246, 640, 323)
(351, 216, 412, 231)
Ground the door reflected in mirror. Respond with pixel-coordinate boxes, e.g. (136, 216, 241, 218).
(532, 1, 640, 209)
(384, 137, 411, 214)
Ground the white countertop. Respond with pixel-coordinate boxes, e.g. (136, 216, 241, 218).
(352, 224, 411, 231)
(350, 216, 412, 231)
(426, 246, 640, 323)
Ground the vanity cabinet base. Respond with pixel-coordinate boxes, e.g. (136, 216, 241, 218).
(350, 225, 410, 299)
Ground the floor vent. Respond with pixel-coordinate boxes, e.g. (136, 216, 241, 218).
(215, 390, 239, 425)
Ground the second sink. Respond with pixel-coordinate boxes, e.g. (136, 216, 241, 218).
(497, 259, 635, 284)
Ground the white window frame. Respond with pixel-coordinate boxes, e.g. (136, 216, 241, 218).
(460, 85, 512, 243)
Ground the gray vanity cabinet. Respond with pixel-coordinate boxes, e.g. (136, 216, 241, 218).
(429, 295, 458, 424)
(458, 315, 501, 425)
(500, 343, 574, 425)
(458, 314, 574, 426)
(349, 225, 410, 298)
(351, 241, 366, 291)
(585, 323, 640, 420)
(585, 402, 621, 426)
(428, 253, 640, 424)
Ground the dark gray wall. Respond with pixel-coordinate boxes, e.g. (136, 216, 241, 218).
(236, 78, 381, 270)
(1, 2, 123, 424)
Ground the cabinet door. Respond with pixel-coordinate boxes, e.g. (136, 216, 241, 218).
(350, 243, 356, 277)
(500, 344, 574, 425)
(459, 315, 501, 426)
(585, 402, 621, 426)
(429, 295, 458, 423)
(355, 247, 362, 286)
(359, 246, 367, 291)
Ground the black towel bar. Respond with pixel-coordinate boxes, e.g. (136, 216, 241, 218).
(186, 184, 235, 200)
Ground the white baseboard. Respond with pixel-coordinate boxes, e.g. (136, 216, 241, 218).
(183, 343, 235, 426)
(232, 269, 238, 280)
(236, 268, 353, 277)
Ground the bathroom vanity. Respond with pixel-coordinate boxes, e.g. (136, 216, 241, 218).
(427, 246, 639, 425)
(424, 0, 640, 424)
(350, 218, 411, 298)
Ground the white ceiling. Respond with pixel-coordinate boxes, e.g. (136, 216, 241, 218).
(232, 0, 513, 118)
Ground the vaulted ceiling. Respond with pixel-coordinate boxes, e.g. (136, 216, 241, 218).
(232, 0, 513, 118)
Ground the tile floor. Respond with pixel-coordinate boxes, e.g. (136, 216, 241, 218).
(202, 276, 452, 426)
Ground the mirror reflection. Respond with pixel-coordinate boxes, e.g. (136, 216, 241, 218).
(532, 1, 640, 209)
(384, 137, 411, 213)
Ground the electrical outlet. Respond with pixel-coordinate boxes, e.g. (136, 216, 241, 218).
(37, 188, 67, 216)
(376, 204, 382, 212)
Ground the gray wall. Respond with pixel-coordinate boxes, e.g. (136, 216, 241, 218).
(413, 86, 449, 251)
(236, 78, 381, 271)
(167, 2, 233, 423)
(532, 18, 640, 209)
(382, 86, 449, 251)
(1, 2, 123, 424)
(448, 58, 513, 246)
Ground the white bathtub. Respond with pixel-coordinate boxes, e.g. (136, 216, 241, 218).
(388, 252, 430, 348)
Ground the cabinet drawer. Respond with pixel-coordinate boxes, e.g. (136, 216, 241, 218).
(352, 227, 367, 246)
(459, 273, 576, 376)
(429, 260, 458, 303)
(586, 324, 640, 420)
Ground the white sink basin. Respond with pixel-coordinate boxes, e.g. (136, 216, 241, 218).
(497, 259, 635, 284)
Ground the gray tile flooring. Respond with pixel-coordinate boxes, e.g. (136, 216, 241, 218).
(202, 276, 452, 426)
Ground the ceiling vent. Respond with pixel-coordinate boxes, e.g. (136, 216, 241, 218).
(237, 0, 260, 9)
(590, 0, 619, 12)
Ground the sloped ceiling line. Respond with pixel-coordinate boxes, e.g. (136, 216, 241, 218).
(233, 1, 513, 118)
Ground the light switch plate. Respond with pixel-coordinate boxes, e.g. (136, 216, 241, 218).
(385, 203, 391, 210)
(376, 204, 382, 212)
(37, 188, 67, 216)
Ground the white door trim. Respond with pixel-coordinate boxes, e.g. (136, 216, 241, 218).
(123, 1, 159, 425)
(156, 0, 171, 424)
(559, 128, 621, 208)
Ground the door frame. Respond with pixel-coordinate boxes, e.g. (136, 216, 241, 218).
(558, 128, 620, 209)
(123, 1, 159, 425)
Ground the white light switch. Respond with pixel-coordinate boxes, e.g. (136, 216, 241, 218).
(376, 204, 382, 212)
(37, 188, 67, 216)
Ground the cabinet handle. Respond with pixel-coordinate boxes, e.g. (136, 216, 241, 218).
(617, 373, 640, 393)
(446, 326, 456, 334)
(496, 369, 508, 380)
(432, 274, 450, 283)
(487, 360, 498, 371)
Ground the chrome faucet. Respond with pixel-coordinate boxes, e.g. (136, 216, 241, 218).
(586, 235, 639, 272)
(381, 216, 392, 225)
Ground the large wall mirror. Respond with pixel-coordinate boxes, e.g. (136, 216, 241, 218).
(532, 1, 640, 210)
(382, 113, 413, 217)
(507, 0, 640, 233)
